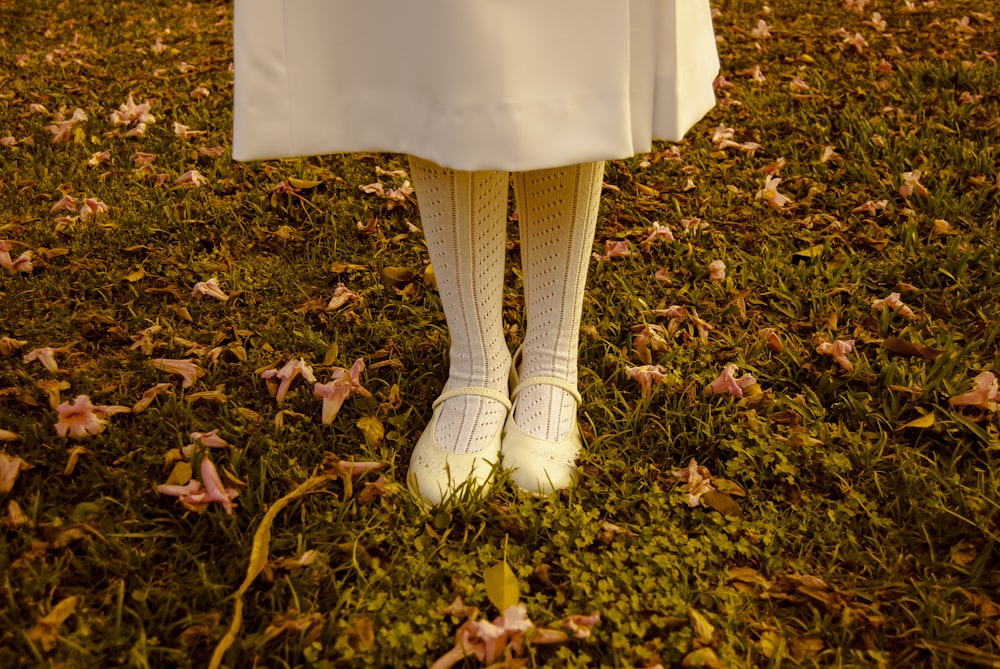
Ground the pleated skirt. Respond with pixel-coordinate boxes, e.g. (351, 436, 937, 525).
(232, 0, 720, 172)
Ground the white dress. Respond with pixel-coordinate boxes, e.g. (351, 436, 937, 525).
(232, 0, 720, 172)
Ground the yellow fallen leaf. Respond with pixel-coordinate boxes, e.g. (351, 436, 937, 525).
(28, 595, 79, 652)
(209, 474, 339, 669)
(484, 559, 520, 612)
(356, 417, 384, 448)
(287, 177, 323, 189)
(125, 267, 146, 282)
(898, 413, 935, 430)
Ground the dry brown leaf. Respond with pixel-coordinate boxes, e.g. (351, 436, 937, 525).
(27, 595, 79, 652)
(882, 337, 943, 360)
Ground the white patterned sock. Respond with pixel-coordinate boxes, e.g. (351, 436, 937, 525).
(409, 155, 512, 454)
(512, 161, 604, 441)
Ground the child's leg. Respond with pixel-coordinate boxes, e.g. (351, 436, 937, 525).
(407, 156, 512, 499)
(506, 161, 603, 491)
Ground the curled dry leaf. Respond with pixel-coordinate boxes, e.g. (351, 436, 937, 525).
(0, 452, 30, 493)
(0, 337, 28, 356)
(37, 380, 71, 409)
(27, 595, 79, 652)
(133, 382, 174, 413)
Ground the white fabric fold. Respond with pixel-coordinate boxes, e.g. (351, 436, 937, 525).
(233, 0, 720, 171)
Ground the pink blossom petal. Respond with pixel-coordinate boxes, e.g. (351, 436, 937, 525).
(949, 372, 999, 411)
(816, 339, 856, 372)
(55, 395, 107, 438)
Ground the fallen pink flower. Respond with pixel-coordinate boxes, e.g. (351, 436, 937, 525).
(29, 103, 49, 114)
(708, 259, 726, 282)
(644, 221, 675, 243)
(336, 460, 385, 477)
(843, 31, 868, 54)
(79, 198, 108, 220)
(133, 152, 156, 168)
(872, 292, 915, 317)
(50, 194, 78, 212)
(314, 380, 351, 424)
(124, 122, 148, 138)
(430, 604, 538, 669)
(44, 108, 86, 144)
(262, 358, 316, 404)
(0, 241, 33, 274)
(385, 180, 414, 208)
(705, 364, 757, 398)
(110, 94, 155, 126)
(899, 170, 929, 198)
(191, 429, 229, 448)
(0, 453, 30, 494)
(0, 337, 28, 356)
(23, 346, 61, 372)
(679, 216, 707, 233)
(189, 86, 210, 100)
(761, 157, 787, 176)
(820, 145, 839, 162)
(563, 612, 602, 639)
(132, 383, 174, 413)
(625, 365, 668, 400)
(175, 169, 207, 186)
(129, 324, 162, 355)
(710, 125, 735, 148)
(158, 456, 239, 515)
(197, 146, 225, 158)
(737, 64, 766, 82)
(326, 283, 361, 310)
(191, 277, 229, 302)
(816, 339, 856, 372)
(751, 19, 772, 39)
(173, 122, 205, 139)
(865, 11, 887, 31)
(789, 76, 810, 91)
(151, 358, 205, 388)
(55, 395, 107, 439)
(150, 37, 168, 53)
(949, 372, 999, 412)
(1, 136, 16, 147)
(757, 175, 793, 211)
(593, 240, 630, 262)
(759, 328, 783, 353)
(671, 458, 716, 507)
(851, 199, 887, 215)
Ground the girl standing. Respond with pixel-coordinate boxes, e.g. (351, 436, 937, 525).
(232, 0, 720, 506)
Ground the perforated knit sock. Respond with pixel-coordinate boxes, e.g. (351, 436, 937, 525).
(408, 155, 512, 454)
(512, 161, 604, 441)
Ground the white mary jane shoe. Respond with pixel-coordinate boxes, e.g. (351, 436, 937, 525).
(502, 375, 584, 495)
(407, 385, 512, 508)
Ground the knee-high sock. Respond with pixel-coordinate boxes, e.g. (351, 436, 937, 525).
(408, 155, 512, 454)
(512, 161, 604, 441)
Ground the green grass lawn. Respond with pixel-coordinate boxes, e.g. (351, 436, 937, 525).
(1, 0, 999, 667)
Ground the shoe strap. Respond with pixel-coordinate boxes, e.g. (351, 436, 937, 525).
(510, 376, 582, 405)
(433, 386, 512, 411)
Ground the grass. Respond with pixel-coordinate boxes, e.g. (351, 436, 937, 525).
(1, 0, 999, 667)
